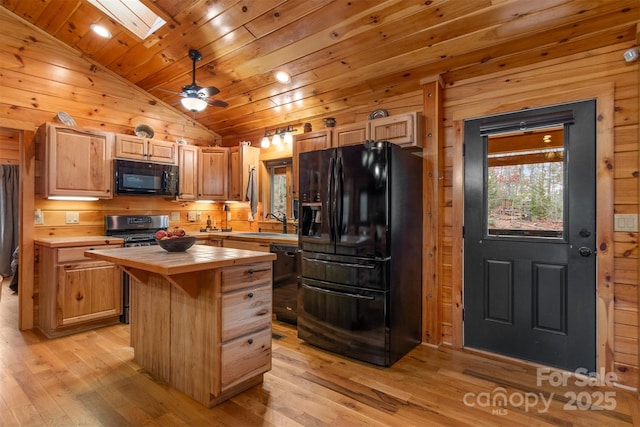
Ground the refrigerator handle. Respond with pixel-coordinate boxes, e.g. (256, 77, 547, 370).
(327, 157, 335, 242)
(336, 156, 344, 239)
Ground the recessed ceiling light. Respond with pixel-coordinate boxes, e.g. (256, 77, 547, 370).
(90, 23, 112, 38)
(274, 70, 291, 83)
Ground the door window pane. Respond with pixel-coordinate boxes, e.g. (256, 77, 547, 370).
(486, 127, 565, 238)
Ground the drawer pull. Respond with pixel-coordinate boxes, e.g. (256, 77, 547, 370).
(247, 292, 254, 298)
(247, 338, 254, 345)
(247, 268, 270, 275)
(76, 293, 84, 301)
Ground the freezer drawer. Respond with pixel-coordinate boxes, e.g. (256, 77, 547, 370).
(301, 252, 389, 290)
(297, 277, 389, 366)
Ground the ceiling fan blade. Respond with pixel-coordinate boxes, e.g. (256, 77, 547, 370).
(207, 99, 228, 108)
(198, 86, 220, 97)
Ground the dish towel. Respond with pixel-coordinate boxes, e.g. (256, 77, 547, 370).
(246, 166, 258, 219)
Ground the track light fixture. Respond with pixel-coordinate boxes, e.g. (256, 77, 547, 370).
(260, 125, 297, 148)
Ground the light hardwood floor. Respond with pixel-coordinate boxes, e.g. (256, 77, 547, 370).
(0, 280, 638, 426)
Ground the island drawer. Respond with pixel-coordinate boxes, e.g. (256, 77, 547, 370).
(58, 245, 122, 263)
(221, 284, 271, 341)
(221, 262, 272, 292)
(221, 327, 271, 390)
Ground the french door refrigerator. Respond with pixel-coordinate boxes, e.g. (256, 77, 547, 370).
(297, 141, 422, 366)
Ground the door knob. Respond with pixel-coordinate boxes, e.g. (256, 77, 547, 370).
(578, 247, 592, 257)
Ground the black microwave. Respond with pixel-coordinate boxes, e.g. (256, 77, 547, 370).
(114, 159, 179, 196)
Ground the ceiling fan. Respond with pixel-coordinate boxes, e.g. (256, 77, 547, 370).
(157, 49, 228, 112)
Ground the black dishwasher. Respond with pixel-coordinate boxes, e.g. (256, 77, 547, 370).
(270, 243, 300, 325)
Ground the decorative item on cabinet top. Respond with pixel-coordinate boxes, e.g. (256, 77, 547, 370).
(55, 111, 77, 126)
(135, 124, 155, 138)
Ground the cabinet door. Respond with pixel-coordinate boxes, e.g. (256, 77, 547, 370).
(229, 146, 260, 201)
(332, 122, 367, 147)
(292, 130, 331, 199)
(199, 148, 229, 200)
(115, 134, 147, 161)
(57, 263, 122, 327)
(178, 145, 198, 200)
(147, 139, 177, 164)
(45, 124, 113, 198)
(228, 147, 241, 200)
(367, 112, 421, 148)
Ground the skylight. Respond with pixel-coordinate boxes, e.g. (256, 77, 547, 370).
(87, 0, 166, 40)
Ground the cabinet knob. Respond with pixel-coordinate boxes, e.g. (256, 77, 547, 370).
(247, 338, 254, 345)
(76, 293, 84, 301)
(247, 292, 254, 298)
(247, 268, 254, 275)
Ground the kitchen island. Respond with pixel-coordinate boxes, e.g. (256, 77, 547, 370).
(85, 244, 276, 408)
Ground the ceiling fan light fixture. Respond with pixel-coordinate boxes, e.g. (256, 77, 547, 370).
(181, 96, 207, 112)
(274, 70, 291, 83)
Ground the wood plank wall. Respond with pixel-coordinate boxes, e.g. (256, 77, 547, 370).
(439, 42, 639, 390)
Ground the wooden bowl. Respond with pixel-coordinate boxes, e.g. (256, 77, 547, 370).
(156, 236, 196, 252)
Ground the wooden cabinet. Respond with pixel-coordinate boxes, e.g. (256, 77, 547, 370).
(222, 239, 271, 252)
(219, 262, 272, 391)
(115, 134, 177, 165)
(36, 123, 114, 199)
(37, 242, 123, 338)
(332, 121, 367, 147)
(292, 130, 332, 199)
(177, 144, 198, 200)
(228, 145, 260, 201)
(367, 112, 422, 149)
(199, 147, 229, 200)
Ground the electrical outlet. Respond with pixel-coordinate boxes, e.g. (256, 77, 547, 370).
(170, 211, 180, 221)
(34, 209, 44, 225)
(187, 211, 197, 222)
(196, 212, 201, 221)
(65, 211, 80, 224)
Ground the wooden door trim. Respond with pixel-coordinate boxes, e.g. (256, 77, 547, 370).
(0, 118, 36, 330)
(451, 83, 614, 376)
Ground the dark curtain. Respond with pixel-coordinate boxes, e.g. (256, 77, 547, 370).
(0, 165, 19, 276)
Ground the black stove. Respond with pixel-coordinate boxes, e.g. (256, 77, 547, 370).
(105, 215, 169, 323)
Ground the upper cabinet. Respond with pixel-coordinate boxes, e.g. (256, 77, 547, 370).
(292, 130, 332, 199)
(199, 147, 229, 201)
(332, 121, 367, 147)
(366, 112, 422, 149)
(114, 134, 177, 165)
(177, 144, 198, 201)
(36, 123, 114, 199)
(228, 145, 260, 201)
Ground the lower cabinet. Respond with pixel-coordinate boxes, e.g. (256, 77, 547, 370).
(37, 243, 123, 338)
(129, 260, 272, 407)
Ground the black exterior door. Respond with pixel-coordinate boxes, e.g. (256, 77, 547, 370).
(464, 100, 597, 371)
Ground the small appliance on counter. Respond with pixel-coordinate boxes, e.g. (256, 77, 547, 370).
(104, 214, 169, 323)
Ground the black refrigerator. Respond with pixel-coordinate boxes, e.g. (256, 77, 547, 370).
(297, 141, 423, 366)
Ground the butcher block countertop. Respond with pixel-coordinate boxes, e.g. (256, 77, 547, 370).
(35, 236, 124, 248)
(85, 245, 276, 297)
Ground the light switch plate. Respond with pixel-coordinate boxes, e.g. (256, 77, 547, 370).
(170, 211, 180, 221)
(614, 214, 638, 232)
(65, 211, 79, 224)
(34, 208, 44, 225)
(187, 211, 197, 221)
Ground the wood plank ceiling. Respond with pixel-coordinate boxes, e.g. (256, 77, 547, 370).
(2, 0, 638, 140)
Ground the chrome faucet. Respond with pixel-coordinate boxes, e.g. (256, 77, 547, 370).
(265, 212, 287, 234)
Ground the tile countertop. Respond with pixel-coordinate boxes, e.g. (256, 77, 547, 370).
(34, 236, 125, 248)
(192, 231, 298, 244)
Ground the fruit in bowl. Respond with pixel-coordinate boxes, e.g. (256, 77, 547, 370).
(156, 228, 196, 252)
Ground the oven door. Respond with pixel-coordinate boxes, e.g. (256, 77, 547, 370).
(297, 277, 389, 366)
